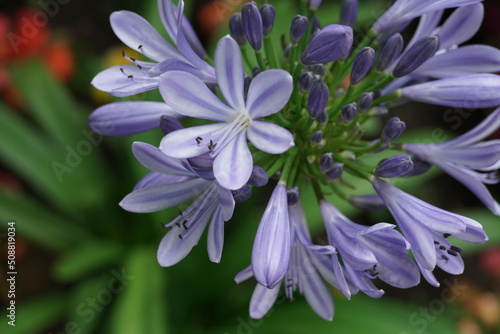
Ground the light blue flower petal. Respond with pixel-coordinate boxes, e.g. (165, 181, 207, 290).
(132, 142, 195, 176)
(249, 283, 280, 319)
(89, 101, 177, 136)
(437, 4, 483, 49)
(110, 10, 179, 62)
(207, 206, 225, 263)
(246, 70, 293, 119)
(247, 121, 295, 154)
(215, 36, 245, 110)
(92, 65, 159, 97)
(160, 123, 225, 158)
(160, 70, 236, 122)
(120, 178, 207, 213)
(252, 184, 291, 288)
(213, 132, 253, 190)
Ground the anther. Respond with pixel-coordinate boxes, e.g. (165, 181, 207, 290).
(434, 241, 439, 245)
(195, 136, 202, 144)
(120, 68, 125, 73)
(128, 75, 133, 79)
(447, 250, 458, 257)
(182, 220, 188, 230)
(439, 246, 446, 251)
(443, 233, 451, 238)
(450, 246, 462, 253)
(175, 222, 181, 228)
(178, 234, 183, 239)
(441, 255, 449, 262)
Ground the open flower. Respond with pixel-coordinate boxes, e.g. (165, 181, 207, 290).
(236, 201, 342, 320)
(405, 106, 500, 215)
(119, 142, 235, 265)
(372, 178, 488, 285)
(92, 0, 215, 96)
(160, 36, 294, 190)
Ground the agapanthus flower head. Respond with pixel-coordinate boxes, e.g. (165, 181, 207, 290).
(372, 178, 488, 286)
(90, 0, 500, 323)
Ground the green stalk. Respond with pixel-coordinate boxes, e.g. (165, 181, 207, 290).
(264, 35, 280, 68)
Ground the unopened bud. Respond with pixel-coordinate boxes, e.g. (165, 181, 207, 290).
(374, 154, 414, 178)
(290, 15, 309, 44)
(375, 33, 404, 72)
(350, 47, 375, 85)
(393, 35, 440, 78)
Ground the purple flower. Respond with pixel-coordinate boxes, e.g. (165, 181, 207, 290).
(373, 0, 484, 33)
(159, 36, 294, 190)
(119, 142, 235, 265)
(320, 200, 420, 297)
(401, 74, 500, 109)
(237, 201, 345, 320)
(251, 183, 291, 289)
(92, 0, 215, 97)
(301, 25, 353, 65)
(405, 107, 500, 215)
(372, 178, 488, 286)
(340, 0, 358, 27)
(89, 102, 180, 137)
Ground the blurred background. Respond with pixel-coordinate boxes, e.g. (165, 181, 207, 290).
(0, 0, 499, 333)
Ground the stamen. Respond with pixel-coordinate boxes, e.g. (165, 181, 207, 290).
(450, 246, 462, 253)
(447, 250, 458, 256)
(443, 233, 451, 238)
(441, 255, 449, 262)
(178, 234, 183, 239)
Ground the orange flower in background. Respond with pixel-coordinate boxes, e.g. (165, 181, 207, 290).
(197, 0, 252, 41)
(0, 7, 75, 109)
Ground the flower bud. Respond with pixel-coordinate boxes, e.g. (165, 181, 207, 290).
(340, 0, 358, 27)
(403, 157, 432, 176)
(381, 117, 405, 144)
(375, 33, 404, 72)
(315, 109, 329, 125)
(229, 13, 247, 46)
(312, 17, 322, 36)
(301, 24, 353, 65)
(305, 64, 325, 76)
(248, 166, 268, 187)
(358, 92, 374, 112)
(160, 115, 183, 135)
(287, 186, 300, 206)
(320, 152, 334, 172)
(326, 163, 344, 179)
(241, 2, 263, 51)
(298, 71, 314, 93)
(341, 103, 357, 123)
(260, 4, 276, 36)
(311, 130, 324, 144)
(232, 185, 253, 202)
(290, 15, 309, 44)
(374, 154, 414, 178)
(308, 80, 329, 118)
(350, 47, 375, 85)
(252, 66, 261, 77)
(393, 36, 440, 78)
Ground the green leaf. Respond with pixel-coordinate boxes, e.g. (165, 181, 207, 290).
(0, 294, 65, 334)
(9, 60, 84, 147)
(0, 189, 92, 251)
(53, 241, 124, 282)
(108, 247, 169, 334)
(66, 273, 113, 334)
(207, 295, 459, 334)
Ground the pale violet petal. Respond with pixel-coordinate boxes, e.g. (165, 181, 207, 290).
(437, 4, 483, 49)
(133, 172, 189, 190)
(91, 65, 159, 97)
(401, 74, 500, 109)
(247, 121, 295, 154)
(131, 142, 194, 176)
(207, 206, 225, 263)
(213, 132, 253, 190)
(235, 265, 254, 284)
(246, 70, 293, 119)
(215, 36, 245, 110)
(89, 101, 177, 136)
(159, 71, 236, 122)
(150, 58, 216, 84)
(110, 11, 178, 62)
(249, 284, 280, 319)
(251, 184, 290, 288)
(157, 206, 213, 267)
(216, 184, 236, 221)
(160, 123, 225, 158)
(417, 262, 440, 287)
(415, 45, 500, 78)
(119, 178, 207, 213)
